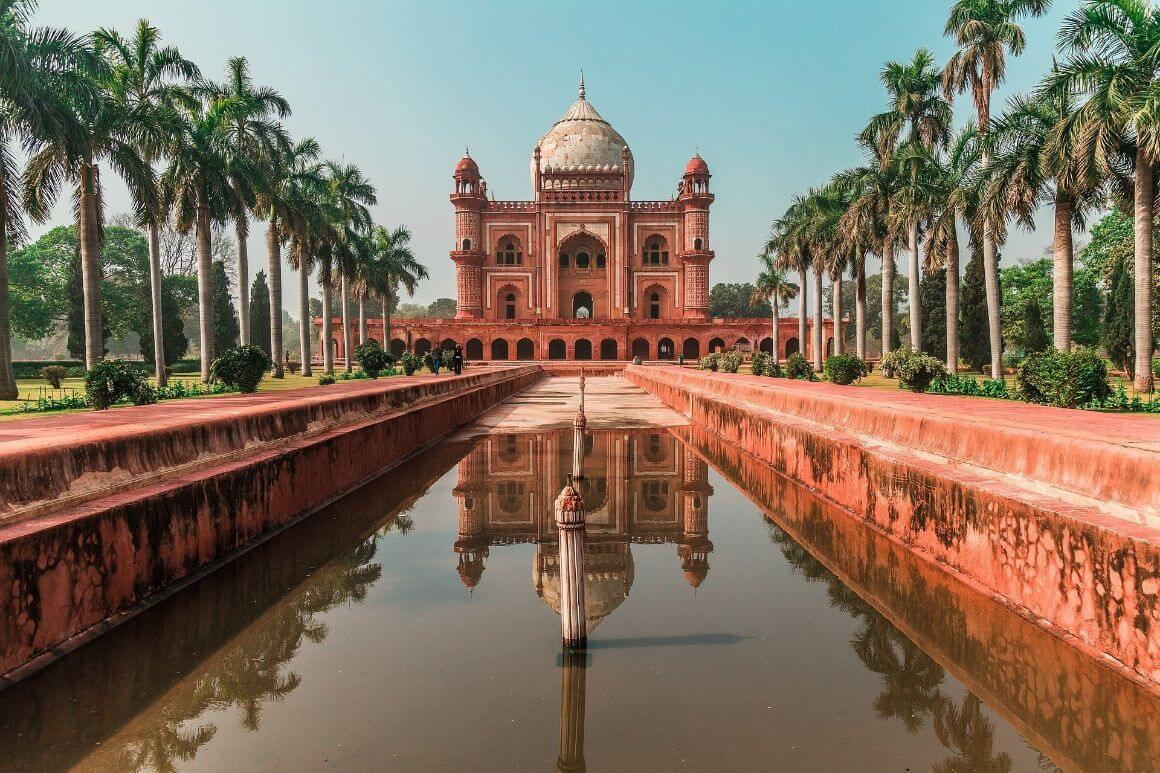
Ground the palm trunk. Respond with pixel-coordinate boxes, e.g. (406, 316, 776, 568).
(798, 267, 808, 356)
(832, 272, 843, 356)
(855, 249, 866, 360)
(812, 265, 824, 371)
(196, 200, 215, 381)
(771, 301, 780, 365)
(298, 247, 312, 377)
(909, 220, 922, 351)
(1133, 153, 1155, 392)
(881, 236, 895, 362)
(1051, 198, 1074, 353)
(148, 222, 167, 386)
(340, 275, 352, 373)
(79, 163, 103, 370)
(267, 216, 284, 377)
(321, 261, 334, 373)
(946, 236, 960, 374)
(0, 149, 15, 399)
(358, 292, 367, 345)
(382, 289, 390, 351)
(236, 216, 250, 345)
(982, 220, 1003, 377)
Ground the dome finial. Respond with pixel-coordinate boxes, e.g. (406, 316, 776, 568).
(578, 70, 585, 100)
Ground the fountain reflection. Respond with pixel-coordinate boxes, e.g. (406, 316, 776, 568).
(453, 430, 714, 630)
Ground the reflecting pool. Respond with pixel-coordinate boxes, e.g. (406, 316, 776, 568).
(1, 428, 1155, 771)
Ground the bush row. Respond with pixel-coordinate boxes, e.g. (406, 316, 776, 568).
(12, 358, 200, 379)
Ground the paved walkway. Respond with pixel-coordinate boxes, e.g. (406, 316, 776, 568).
(454, 376, 686, 436)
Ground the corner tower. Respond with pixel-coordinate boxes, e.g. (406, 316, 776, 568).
(679, 154, 714, 320)
(451, 151, 485, 319)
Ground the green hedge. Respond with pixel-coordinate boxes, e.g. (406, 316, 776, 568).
(11, 358, 200, 379)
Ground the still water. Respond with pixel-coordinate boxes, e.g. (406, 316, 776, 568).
(1, 427, 1156, 771)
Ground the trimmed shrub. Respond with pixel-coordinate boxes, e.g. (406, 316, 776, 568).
(883, 346, 947, 393)
(318, 372, 336, 386)
(440, 349, 454, 370)
(720, 351, 743, 373)
(698, 354, 720, 371)
(400, 351, 421, 376)
(209, 345, 271, 393)
(823, 354, 870, 385)
(765, 361, 784, 378)
(1153, 358, 1160, 378)
(40, 365, 68, 389)
(84, 360, 151, 410)
(1015, 348, 1111, 408)
(354, 339, 392, 378)
(751, 352, 770, 377)
(785, 352, 814, 381)
(13, 359, 83, 379)
(169, 359, 200, 374)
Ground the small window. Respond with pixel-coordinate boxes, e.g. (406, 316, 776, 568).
(694, 237, 703, 250)
(576, 251, 590, 269)
(650, 292, 660, 319)
(499, 240, 521, 266)
(559, 253, 569, 268)
(462, 238, 471, 251)
(596, 253, 606, 268)
(505, 293, 516, 320)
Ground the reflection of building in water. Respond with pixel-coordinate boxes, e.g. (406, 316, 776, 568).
(453, 430, 714, 629)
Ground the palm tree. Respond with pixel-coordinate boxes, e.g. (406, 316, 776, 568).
(768, 193, 814, 362)
(837, 144, 906, 359)
(23, 34, 163, 371)
(255, 136, 322, 377)
(754, 251, 798, 365)
(988, 90, 1104, 352)
(0, 0, 92, 398)
(923, 125, 985, 372)
(863, 48, 953, 353)
(93, 19, 199, 386)
(202, 57, 290, 347)
(1047, 0, 1158, 391)
(372, 224, 425, 354)
(944, 0, 1052, 377)
(315, 161, 375, 373)
(161, 99, 247, 380)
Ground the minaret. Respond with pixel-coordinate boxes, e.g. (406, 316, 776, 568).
(555, 475, 587, 650)
(679, 154, 714, 320)
(678, 447, 714, 589)
(453, 444, 489, 589)
(451, 150, 485, 319)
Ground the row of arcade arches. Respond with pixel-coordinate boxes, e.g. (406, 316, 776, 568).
(381, 335, 828, 360)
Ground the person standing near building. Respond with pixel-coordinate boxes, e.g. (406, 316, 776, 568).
(453, 345, 464, 375)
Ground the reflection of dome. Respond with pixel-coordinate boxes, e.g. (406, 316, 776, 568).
(535, 542, 634, 633)
(531, 75, 633, 190)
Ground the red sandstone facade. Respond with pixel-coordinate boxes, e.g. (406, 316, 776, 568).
(319, 77, 832, 361)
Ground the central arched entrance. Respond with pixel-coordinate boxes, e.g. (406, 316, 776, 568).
(600, 338, 618, 360)
(548, 339, 566, 360)
(516, 338, 535, 360)
(574, 339, 592, 360)
(572, 291, 593, 319)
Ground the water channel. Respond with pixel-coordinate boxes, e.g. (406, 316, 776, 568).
(0, 379, 1156, 771)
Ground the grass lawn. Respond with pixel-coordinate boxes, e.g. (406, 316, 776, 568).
(0, 368, 412, 421)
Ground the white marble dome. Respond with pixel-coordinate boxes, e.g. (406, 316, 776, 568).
(531, 77, 634, 191)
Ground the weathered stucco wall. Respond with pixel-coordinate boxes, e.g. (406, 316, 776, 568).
(627, 366, 1160, 691)
(0, 367, 542, 684)
(683, 426, 1159, 770)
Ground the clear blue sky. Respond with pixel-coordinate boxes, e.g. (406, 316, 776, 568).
(35, 0, 1078, 314)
